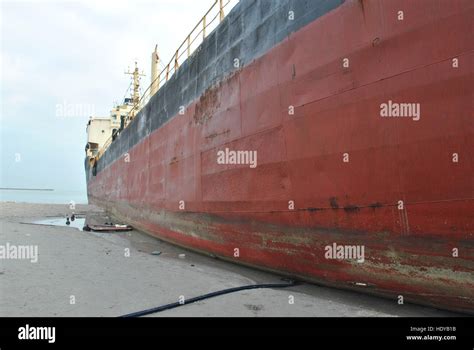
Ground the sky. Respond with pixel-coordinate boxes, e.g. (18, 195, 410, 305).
(0, 0, 238, 194)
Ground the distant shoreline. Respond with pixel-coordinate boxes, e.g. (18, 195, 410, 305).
(0, 188, 55, 191)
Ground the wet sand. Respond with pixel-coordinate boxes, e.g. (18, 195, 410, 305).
(0, 202, 462, 317)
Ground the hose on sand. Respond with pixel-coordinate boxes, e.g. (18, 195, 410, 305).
(120, 279, 299, 317)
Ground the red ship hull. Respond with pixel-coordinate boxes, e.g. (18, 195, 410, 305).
(87, 0, 474, 313)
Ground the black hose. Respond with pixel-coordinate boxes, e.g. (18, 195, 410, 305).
(120, 279, 299, 317)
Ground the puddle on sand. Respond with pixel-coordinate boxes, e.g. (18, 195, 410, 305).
(32, 217, 86, 231)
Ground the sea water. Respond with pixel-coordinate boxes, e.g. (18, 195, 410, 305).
(0, 189, 87, 204)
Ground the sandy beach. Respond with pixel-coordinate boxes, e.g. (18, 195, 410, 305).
(0, 202, 462, 317)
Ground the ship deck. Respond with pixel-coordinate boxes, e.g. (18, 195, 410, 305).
(0, 202, 463, 317)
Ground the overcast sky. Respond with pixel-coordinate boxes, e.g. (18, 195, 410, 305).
(0, 0, 238, 193)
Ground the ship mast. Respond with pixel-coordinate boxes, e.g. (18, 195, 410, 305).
(151, 45, 160, 96)
(125, 62, 145, 120)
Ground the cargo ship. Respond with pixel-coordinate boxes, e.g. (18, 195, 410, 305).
(85, 0, 474, 313)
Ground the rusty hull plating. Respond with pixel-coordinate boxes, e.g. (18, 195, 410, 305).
(85, 0, 474, 313)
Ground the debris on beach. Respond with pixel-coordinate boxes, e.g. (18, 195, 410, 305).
(84, 223, 133, 232)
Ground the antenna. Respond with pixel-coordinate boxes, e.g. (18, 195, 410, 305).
(124, 61, 146, 119)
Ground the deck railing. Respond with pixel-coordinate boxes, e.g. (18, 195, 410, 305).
(95, 0, 236, 161)
(133, 0, 235, 118)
